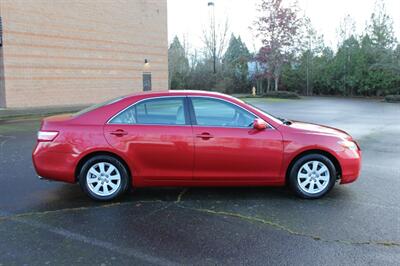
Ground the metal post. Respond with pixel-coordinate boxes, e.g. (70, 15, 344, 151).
(208, 1, 216, 74)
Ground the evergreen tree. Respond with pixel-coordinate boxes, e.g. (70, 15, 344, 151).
(168, 36, 189, 90)
(222, 35, 251, 93)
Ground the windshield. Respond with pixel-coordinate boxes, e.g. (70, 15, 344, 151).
(244, 101, 284, 125)
(73, 96, 125, 117)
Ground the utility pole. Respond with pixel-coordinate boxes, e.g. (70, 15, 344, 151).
(208, 1, 216, 74)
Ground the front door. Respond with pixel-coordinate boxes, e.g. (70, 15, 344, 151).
(190, 97, 283, 181)
(104, 97, 194, 180)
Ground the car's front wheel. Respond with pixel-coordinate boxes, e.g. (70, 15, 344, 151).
(289, 154, 337, 199)
(79, 155, 129, 201)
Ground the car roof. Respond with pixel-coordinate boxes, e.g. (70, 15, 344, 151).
(123, 90, 231, 100)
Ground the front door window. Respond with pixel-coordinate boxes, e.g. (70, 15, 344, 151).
(191, 97, 255, 128)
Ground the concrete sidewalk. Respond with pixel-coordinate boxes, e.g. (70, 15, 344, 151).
(0, 105, 88, 120)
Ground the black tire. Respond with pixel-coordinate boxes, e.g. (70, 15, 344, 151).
(288, 154, 337, 199)
(78, 155, 130, 201)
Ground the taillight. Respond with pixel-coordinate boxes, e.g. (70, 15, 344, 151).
(37, 131, 59, 142)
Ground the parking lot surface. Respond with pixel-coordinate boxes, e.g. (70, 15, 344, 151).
(0, 97, 399, 265)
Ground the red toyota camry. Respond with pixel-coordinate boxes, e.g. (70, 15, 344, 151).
(32, 90, 361, 201)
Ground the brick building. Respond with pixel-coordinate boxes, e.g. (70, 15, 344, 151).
(0, 0, 168, 108)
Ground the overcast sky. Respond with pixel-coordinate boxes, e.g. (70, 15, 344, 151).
(168, 0, 400, 52)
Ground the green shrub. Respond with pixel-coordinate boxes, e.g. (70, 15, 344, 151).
(262, 91, 301, 99)
(385, 95, 400, 103)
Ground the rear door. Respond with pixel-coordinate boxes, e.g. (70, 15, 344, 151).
(104, 97, 194, 180)
(189, 97, 283, 181)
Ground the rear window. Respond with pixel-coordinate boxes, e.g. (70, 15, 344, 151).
(73, 96, 125, 117)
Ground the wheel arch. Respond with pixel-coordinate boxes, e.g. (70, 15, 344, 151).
(74, 151, 132, 183)
(285, 149, 342, 184)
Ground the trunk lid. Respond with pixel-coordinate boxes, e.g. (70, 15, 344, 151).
(40, 114, 74, 130)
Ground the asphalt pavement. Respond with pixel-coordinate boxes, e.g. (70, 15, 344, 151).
(0, 97, 399, 265)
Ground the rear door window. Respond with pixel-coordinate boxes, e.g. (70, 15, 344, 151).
(109, 97, 187, 125)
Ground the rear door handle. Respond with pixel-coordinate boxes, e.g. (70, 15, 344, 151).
(110, 130, 128, 137)
(196, 133, 214, 140)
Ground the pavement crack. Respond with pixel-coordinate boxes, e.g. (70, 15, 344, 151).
(0, 200, 164, 221)
(2, 192, 399, 250)
(179, 205, 400, 249)
(175, 188, 189, 203)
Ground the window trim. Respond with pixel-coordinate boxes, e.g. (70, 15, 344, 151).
(188, 96, 274, 129)
(107, 96, 191, 126)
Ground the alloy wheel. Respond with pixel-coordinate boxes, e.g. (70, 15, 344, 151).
(297, 160, 330, 194)
(86, 162, 121, 197)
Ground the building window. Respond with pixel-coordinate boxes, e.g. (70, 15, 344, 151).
(143, 72, 152, 91)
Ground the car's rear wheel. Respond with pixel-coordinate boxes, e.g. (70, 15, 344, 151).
(289, 154, 336, 199)
(79, 155, 129, 201)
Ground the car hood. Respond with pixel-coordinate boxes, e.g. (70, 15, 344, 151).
(287, 121, 352, 140)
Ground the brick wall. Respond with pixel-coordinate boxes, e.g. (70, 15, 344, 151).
(0, 0, 168, 108)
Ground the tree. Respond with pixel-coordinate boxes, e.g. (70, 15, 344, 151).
(335, 15, 357, 95)
(279, 17, 325, 95)
(362, 0, 398, 95)
(301, 18, 325, 95)
(312, 47, 335, 95)
(168, 36, 189, 90)
(253, 0, 304, 91)
(367, 0, 396, 50)
(254, 46, 273, 93)
(202, 16, 229, 74)
(333, 36, 363, 96)
(222, 35, 251, 93)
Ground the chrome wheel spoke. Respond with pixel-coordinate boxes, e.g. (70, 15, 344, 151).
(298, 173, 308, 180)
(98, 163, 106, 174)
(301, 177, 311, 184)
(87, 177, 98, 184)
(109, 174, 121, 181)
(106, 165, 116, 175)
(304, 164, 312, 173)
(88, 168, 100, 177)
(318, 165, 328, 175)
(93, 182, 102, 192)
(103, 183, 109, 194)
(308, 181, 315, 192)
(312, 161, 319, 171)
(318, 174, 329, 182)
(315, 180, 323, 190)
(108, 182, 118, 190)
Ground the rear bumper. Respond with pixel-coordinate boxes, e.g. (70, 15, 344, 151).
(32, 143, 77, 183)
(338, 149, 362, 184)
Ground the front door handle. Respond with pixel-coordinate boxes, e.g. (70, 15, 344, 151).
(196, 133, 214, 140)
(110, 130, 128, 137)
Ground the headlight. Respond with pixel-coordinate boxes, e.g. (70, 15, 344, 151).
(339, 140, 358, 150)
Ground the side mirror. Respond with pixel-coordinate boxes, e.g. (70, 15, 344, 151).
(253, 118, 268, 130)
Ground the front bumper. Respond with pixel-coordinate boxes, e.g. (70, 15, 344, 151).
(338, 149, 362, 184)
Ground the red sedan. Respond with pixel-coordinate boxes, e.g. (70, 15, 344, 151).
(32, 91, 361, 201)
